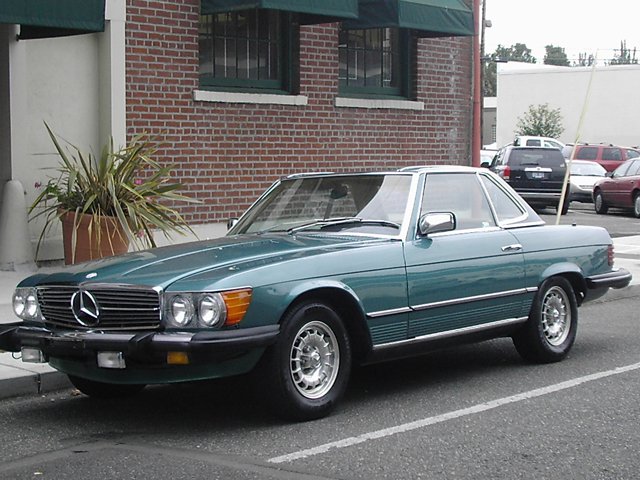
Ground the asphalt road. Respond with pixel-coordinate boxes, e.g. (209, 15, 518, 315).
(1, 291, 639, 480)
(543, 201, 640, 238)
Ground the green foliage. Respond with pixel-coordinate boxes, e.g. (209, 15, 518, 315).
(609, 40, 638, 65)
(544, 45, 570, 66)
(483, 43, 536, 97)
(515, 104, 564, 138)
(30, 123, 200, 258)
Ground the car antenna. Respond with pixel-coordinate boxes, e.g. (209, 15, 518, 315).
(556, 52, 599, 225)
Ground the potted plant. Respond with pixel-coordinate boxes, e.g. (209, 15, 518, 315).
(30, 123, 198, 264)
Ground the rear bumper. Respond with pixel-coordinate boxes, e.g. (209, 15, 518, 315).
(586, 268, 632, 290)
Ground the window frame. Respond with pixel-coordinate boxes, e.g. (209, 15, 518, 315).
(198, 9, 298, 94)
(338, 26, 412, 99)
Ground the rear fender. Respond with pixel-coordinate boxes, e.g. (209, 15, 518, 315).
(537, 263, 588, 304)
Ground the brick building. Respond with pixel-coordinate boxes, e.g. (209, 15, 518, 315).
(0, 0, 475, 264)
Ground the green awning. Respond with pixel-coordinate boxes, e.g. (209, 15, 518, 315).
(344, 0, 474, 37)
(201, 0, 359, 24)
(0, 0, 105, 39)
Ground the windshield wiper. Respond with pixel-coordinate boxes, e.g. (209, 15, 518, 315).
(287, 217, 401, 234)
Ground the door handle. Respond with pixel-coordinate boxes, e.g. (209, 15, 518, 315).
(501, 244, 523, 252)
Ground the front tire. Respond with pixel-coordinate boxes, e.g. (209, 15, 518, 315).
(594, 190, 609, 214)
(633, 192, 640, 218)
(68, 375, 146, 398)
(512, 277, 578, 363)
(257, 301, 352, 421)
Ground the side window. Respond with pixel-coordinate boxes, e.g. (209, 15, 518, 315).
(480, 175, 526, 224)
(199, 10, 294, 92)
(576, 147, 598, 160)
(526, 139, 541, 146)
(421, 174, 495, 230)
(626, 149, 640, 159)
(613, 160, 633, 177)
(491, 148, 506, 167)
(602, 148, 622, 161)
(338, 27, 410, 98)
(626, 160, 640, 176)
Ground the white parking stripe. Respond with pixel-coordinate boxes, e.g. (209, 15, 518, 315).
(268, 362, 640, 464)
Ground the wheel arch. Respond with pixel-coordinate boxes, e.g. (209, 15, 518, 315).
(281, 283, 372, 364)
(538, 264, 587, 305)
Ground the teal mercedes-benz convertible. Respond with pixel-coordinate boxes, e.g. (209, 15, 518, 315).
(0, 166, 631, 420)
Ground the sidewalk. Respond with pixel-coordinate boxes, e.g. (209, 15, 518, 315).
(1, 236, 640, 401)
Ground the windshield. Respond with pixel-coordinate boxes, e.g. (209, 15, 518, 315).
(570, 162, 606, 176)
(231, 174, 412, 235)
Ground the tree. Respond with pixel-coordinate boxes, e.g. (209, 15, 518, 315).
(483, 43, 536, 97)
(609, 40, 638, 65)
(515, 104, 564, 138)
(544, 45, 569, 66)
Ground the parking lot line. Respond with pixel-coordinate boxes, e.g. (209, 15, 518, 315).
(268, 361, 640, 464)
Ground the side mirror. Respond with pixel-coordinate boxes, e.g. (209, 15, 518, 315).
(480, 161, 490, 168)
(227, 218, 239, 230)
(418, 212, 456, 236)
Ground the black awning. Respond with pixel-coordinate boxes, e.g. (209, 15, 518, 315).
(201, 0, 359, 24)
(0, 0, 105, 39)
(344, 0, 474, 37)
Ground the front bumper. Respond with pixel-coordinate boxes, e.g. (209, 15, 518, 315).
(0, 323, 279, 364)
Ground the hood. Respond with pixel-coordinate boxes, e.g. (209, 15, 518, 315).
(21, 233, 392, 289)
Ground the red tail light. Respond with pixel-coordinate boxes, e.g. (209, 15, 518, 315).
(500, 165, 511, 180)
(608, 244, 615, 267)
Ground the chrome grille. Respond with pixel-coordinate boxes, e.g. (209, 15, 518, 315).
(37, 285, 161, 331)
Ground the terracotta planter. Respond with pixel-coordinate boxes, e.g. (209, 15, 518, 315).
(60, 211, 129, 265)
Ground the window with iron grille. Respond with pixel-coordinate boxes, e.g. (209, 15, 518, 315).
(338, 27, 410, 98)
(199, 9, 294, 92)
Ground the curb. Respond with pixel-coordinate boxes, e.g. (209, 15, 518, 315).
(0, 353, 71, 400)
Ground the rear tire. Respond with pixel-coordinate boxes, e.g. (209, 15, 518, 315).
(68, 375, 146, 398)
(256, 301, 352, 421)
(512, 277, 578, 363)
(594, 190, 609, 214)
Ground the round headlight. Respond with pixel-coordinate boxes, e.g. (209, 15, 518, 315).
(12, 288, 39, 320)
(25, 293, 38, 318)
(198, 293, 227, 327)
(12, 291, 26, 317)
(169, 295, 195, 327)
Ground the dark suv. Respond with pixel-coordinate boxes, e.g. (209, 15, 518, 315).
(489, 146, 568, 214)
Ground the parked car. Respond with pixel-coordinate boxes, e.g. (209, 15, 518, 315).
(513, 136, 565, 149)
(562, 144, 640, 172)
(1, 167, 631, 421)
(488, 146, 569, 214)
(480, 149, 497, 167)
(568, 160, 607, 203)
(593, 158, 640, 217)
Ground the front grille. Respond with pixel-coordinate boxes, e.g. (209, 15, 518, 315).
(37, 285, 161, 331)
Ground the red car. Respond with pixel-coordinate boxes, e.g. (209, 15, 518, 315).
(564, 144, 640, 172)
(593, 158, 640, 217)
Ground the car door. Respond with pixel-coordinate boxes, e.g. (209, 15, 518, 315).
(403, 172, 526, 338)
(602, 160, 636, 207)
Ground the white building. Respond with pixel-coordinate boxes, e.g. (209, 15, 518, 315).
(496, 62, 640, 149)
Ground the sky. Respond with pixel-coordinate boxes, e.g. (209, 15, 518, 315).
(483, 1, 640, 65)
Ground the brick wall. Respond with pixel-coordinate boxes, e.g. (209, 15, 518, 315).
(126, 1, 473, 223)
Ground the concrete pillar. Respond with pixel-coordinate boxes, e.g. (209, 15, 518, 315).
(0, 180, 35, 271)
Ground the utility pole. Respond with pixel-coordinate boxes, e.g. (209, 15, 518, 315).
(471, 0, 482, 167)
